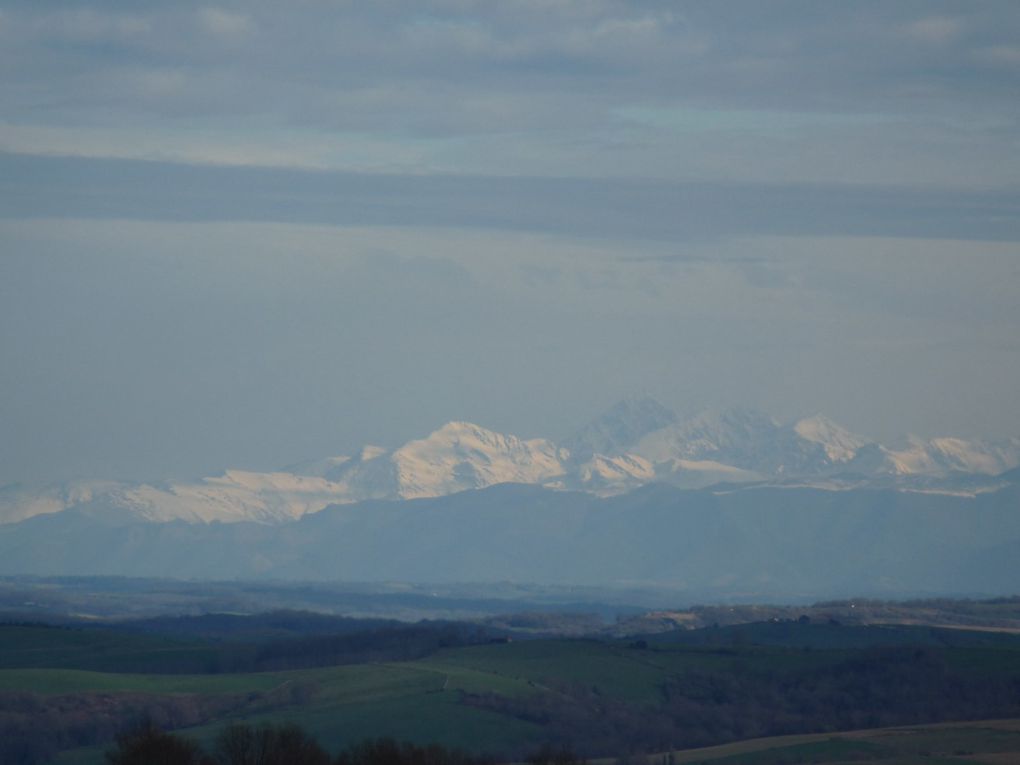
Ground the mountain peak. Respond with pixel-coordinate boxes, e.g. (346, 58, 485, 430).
(359, 445, 387, 461)
(636, 407, 828, 474)
(676, 408, 782, 449)
(793, 415, 868, 463)
(565, 396, 677, 459)
(392, 421, 564, 499)
(4, 408, 1018, 528)
(415, 421, 519, 449)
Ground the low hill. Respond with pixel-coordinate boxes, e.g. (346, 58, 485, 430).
(3, 620, 1020, 764)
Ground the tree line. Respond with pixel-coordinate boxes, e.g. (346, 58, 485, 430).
(104, 722, 586, 765)
(464, 644, 1020, 756)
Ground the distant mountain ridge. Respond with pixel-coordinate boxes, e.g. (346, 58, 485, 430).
(2, 480, 1019, 599)
(2, 397, 1018, 526)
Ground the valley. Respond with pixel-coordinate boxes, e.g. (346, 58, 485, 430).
(4, 608, 1020, 764)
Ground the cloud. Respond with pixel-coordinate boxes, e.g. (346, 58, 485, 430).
(904, 16, 963, 44)
(4, 152, 1019, 243)
(28, 8, 152, 42)
(196, 7, 254, 40)
(0, 3, 1018, 202)
(3, 3, 1017, 130)
(980, 45, 1020, 67)
(2, 1, 1019, 487)
(345, 250, 476, 290)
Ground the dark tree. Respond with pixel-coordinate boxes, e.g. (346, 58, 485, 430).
(213, 722, 329, 765)
(105, 722, 209, 765)
(334, 737, 491, 765)
(527, 744, 587, 765)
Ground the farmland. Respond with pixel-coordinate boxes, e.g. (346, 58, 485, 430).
(3, 616, 1020, 763)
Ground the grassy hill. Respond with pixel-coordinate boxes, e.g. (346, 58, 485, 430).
(646, 718, 1020, 765)
(4, 621, 1020, 763)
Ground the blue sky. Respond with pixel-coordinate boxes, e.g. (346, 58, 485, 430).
(1, 1, 1019, 483)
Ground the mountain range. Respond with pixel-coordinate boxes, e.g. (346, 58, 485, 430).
(2, 478, 1018, 599)
(3, 397, 1019, 526)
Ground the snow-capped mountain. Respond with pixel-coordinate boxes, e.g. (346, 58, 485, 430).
(631, 408, 861, 477)
(571, 452, 656, 493)
(0, 481, 125, 525)
(0, 423, 576, 527)
(315, 421, 569, 500)
(2, 400, 1018, 526)
(0, 472, 357, 526)
(563, 396, 677, 460)
(793, 415, 869, 463)
(857, 436, 1020, 478)
(6, 479, 1020, 596)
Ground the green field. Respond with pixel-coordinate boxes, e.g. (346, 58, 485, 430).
(0, 624, 247, 673)
(649, 719, 1020, 765)
(0, 665, 285, 695)
(36, 656, 545, 764)
(4, 622, 1020, 763)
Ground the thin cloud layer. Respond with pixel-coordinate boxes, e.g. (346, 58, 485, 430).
(0, 1, 1017, 185)
(3, 152, 1018, 242)
(1, 1, 1019, 485)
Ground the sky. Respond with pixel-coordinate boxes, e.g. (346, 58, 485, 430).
(1, 1, 1019, 485)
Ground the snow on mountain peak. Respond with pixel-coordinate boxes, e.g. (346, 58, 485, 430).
(392, 421, 566, 499)
(634, 407, 780, 466)
(565, 396, 677, 459)
(3, 406, 1017, 527)
(633, 408, 874, 475)
(417, 420, 515, 447)
(359, 445, 387, 461)
(793, 415, 868, 463)
(883, 435, 1020, 476)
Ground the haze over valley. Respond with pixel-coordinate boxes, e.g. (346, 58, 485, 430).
(2, 398, 1018, 600)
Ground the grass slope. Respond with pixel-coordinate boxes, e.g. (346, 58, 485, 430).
(0, 624, 242, 673)
(9, 624, 1020, 763)
(647, 718, 1020, 764)
(26, 656, 546, 762)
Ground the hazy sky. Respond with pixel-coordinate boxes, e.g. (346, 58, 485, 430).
(2, 1, 1019, 484)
